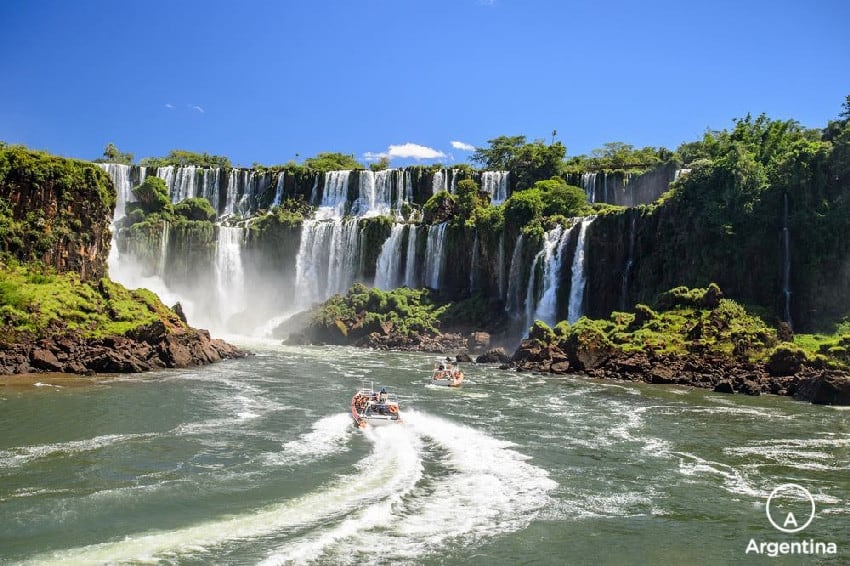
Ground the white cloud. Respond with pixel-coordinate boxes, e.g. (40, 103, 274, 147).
(189, 105, 205, 113)
(387, 143, 446, 160)
(363, 151, 388, 162)
(165, 103, 174, 110)
(451, 140, 475, 151)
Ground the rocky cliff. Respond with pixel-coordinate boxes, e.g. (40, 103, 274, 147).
(0, 146, 114, 280)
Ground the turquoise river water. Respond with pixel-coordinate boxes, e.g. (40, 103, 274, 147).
(1, 341, 848, 564)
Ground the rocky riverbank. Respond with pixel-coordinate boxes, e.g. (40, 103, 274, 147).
(508, 336, 850, 405)
(0, 320, 248, 376)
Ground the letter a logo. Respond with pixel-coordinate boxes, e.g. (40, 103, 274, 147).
(783, 513, 798, 528)
(766, 484, 815, 534)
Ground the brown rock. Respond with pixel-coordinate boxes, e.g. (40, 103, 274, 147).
(31, 349, 63, 372)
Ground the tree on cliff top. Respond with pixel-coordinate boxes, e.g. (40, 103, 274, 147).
(471, 135, 566, 192)
(302, 152, 363, 172)
(94, 143, 134, 165)
(139, 150, 231, 169)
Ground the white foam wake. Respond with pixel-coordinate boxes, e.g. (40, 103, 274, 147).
(275, 410, 557, 563)
(27, 420, 422, 565)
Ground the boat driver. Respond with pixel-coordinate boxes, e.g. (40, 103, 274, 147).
(378, 387, 388, 404)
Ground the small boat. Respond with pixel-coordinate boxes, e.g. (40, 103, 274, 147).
(429, 361, 464, 387)
(350, 383, 402, 428)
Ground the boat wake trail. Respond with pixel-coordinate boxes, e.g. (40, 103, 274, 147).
(27, 411, 552, 565)
(265, 410, 556, 564)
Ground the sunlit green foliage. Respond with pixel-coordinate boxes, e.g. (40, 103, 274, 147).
(302, 152, 363, 172)
(564, 142, 673, 174)
(94, 142, 134, 165)
(471, 135, 566, 191)
(313, 283, 450, 338)
(533, 285, 787, 361)
(139, 150, 231, 169)
(173, 197, 216, 222)
(130, 177, 170, 215)
(0, 260, 183, 339)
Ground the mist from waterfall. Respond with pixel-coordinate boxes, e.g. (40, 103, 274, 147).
(214, 226, 246, 328)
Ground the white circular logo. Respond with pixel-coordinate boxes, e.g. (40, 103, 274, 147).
(766, 483, 816, 534)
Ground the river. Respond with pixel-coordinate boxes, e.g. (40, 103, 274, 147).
(1, 341, 848, 564)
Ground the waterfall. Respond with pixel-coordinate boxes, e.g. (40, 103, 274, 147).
(505, 234, 525, 316)
(481, 171, 509, 204)
(223, 170, 239, 216)
(214, 226, 246, 324)
(531, 225, 572, 328)
(157, 221, 170, 277)
(403, 170, 414, 208)
(404, 225, 418, 288)
(567, 218, 593, 323)
(432, 169, 447, 194)
(272, 172, 286, 207)
(308, 175, 320, 206)
(374, 223, 406, 290)
(424, 222, 448, 289)
(317, 171, 350, 219)
(469, 233, 480, 291)
(674, 168, 692, 182)
(581, 172, 597, 203)
(355, 170, 394, 217)
(524, 244, 545, 334)
(497, 232, 506, 299)
(294, 218, 360, 306)
(620, 212, 637, 310)
(782, 192, 792, 328)
(98, 164, 134, 220)
(200, 168, 220, 212)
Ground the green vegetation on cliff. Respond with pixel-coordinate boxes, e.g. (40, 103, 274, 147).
(0, 146, 115, 280)
(0, 259, 184, 341)
(139, 149, 232, 169)
(532, 284, 847, 370)
(310, 284, 449, 342)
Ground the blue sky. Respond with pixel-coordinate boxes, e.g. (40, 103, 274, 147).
(1, 0, 848, 168)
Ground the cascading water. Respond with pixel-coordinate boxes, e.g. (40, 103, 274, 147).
(567, 217, 593, 323)
(505, 234, 525, 317)
(432, 169, 447, 195)
(404, 225, 418, 288)
(156, 221, 170, 278)
(99, 163, 134, 220)
(482, 171, 510, 204)
(374, 224, 406, 290)
(294, 219, 360, 307)
(497, 232, 506, 299)
(424, 223, 448, 289)
(272, 172, 286, 207)
(318, 171, 351, 219)
(355, 170, 394, 217)
(531, 225, 572, 328)
(581, 172, 597, 203)
(214, 226, 246, 326)
(469, 233, 480, 291)
(782, 192, 792, 328)
(620, 212, 637, 310)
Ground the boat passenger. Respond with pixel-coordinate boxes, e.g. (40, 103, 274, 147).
(378, 387, 388, 404)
